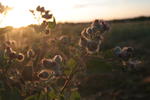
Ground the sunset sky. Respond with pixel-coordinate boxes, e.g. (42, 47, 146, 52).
(0, 0, 150, 27)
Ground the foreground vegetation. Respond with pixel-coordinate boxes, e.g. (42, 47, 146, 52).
(0, 4, 150, 100)
(52, 20, 150, 100)
(0, 20, 150, 100)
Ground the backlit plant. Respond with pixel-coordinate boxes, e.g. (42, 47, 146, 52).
(30, 6, 56, 35)
(0, 4, 144, 100)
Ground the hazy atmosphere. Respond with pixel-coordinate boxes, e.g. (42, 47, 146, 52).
(0, 0, 150, 27)
(0, 0, 150, 100)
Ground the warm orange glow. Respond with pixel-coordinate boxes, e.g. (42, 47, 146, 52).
(0, 0, 149, 27)
(1, 8, 36, 28)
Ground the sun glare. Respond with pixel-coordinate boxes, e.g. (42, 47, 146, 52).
(0, 0, 38, 28)
(0, 0, 75, 28)
(1, 8, 36, 28)
(1, 0, 149, 28)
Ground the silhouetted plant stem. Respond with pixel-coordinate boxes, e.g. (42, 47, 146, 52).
(60, 65, 79, 94)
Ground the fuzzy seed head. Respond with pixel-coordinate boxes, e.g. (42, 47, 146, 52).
(79, 36, 87, 47)
(27, 49, 35, 58)
(86, 27, 93, 35)
(79, 19, 110, 54)
(5, 40, 16, 48)
(42, 13, 52, 19)
(38, 69, 55, 80)
(5, 46, 12, 54)
(114, 46, 122, 56)
(41, 58, 57, 68)
(9, 51, 17, 59)
(17, 53, 25, 62)
(53, 55, 63, 63)
(86, 40, 101, 54)
(59, 35, 70, 45)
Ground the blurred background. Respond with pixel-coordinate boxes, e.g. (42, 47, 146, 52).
(0, 0, 150, 27)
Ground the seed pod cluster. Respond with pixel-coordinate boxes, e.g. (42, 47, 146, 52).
(27, 49, 35, 58)
(40, 55, 63, 80)
(79, 19, 110, 54)
(36, 6, 45, 13)
(59, 35, 71, 45)
(17, 53, 25, 62)
(127, 58, 142, 68)
(37, 69, 55, 81)
(5, 46, 24, 62)
(114, 46, 142, 69)
(36, 6, 52, 20)
(5, 40, 16, 48)
(30, 5, 56, 34)
(114, 46, 134, 60)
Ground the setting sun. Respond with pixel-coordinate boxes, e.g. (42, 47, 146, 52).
(0, 0, 150, 28)
(1, 8, 36, 28)
(0, 0, 150, 99)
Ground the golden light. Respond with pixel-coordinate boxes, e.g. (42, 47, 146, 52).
(0, 0, 149, 28)
(0, 0, 76, 28)
(0, 0, 38, 28)
(0, 0, 97, 27)
(1, 8, 36, 28)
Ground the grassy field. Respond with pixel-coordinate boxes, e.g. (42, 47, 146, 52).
(0, 20, 150, 100)
(58, 21, 150, 99)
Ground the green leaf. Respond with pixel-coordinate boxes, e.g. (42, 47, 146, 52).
(48, 17, 56, 29)
(38, 92, 47, 100)
(24, 94, 37, 100)
(70, 91, 81, 100)
(64, 69, 71, 75)
(59, 95, 65, 100)
(65, 58, 77, 75)
(48, 91, 57, 99)
(66, 58, 77, 69)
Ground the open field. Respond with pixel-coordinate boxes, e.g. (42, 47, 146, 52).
(0, 20, 150, 100)
(57, 21, 150, 99)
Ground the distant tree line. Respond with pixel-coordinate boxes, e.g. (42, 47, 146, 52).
(110, 16, 150, 23)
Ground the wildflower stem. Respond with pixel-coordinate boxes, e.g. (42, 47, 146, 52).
(60, 65, 78, 94)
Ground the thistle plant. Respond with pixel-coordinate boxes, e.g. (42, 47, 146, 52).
(30, 6, 56, 35)
(27, 49, 35, 58)
(0, 4, 145, 100)
(114, 46, 142, 70)
(79, 19, 110, 54)
(41, 55, 62, 76)
(0, 5, 85, 100)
